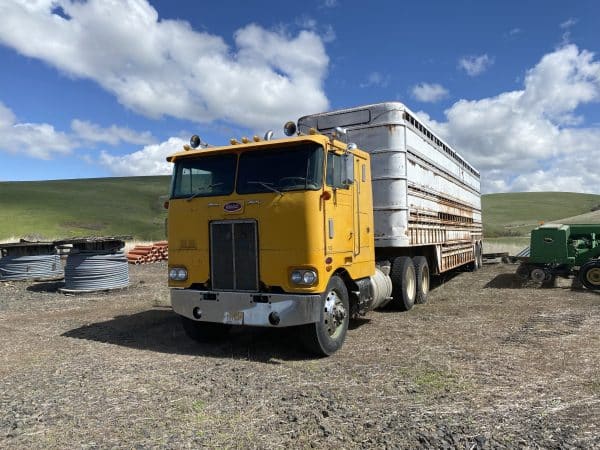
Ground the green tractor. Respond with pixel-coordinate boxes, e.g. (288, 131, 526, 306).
(516, 224, 600, 290)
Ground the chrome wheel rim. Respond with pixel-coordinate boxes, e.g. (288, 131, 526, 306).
(323, 290, 346, 337)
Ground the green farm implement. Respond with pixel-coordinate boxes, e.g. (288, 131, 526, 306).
(516, 224, 600, 290)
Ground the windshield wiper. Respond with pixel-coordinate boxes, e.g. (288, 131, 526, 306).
(247, 181, 283, 196)
(186, 182, 224, 201)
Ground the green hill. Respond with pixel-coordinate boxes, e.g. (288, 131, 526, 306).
(482, 192, 600, 237)
(2, 176, 600, 243)
(0, 176, 171, 241)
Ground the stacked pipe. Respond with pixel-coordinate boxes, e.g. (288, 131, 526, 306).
(127, 241, 169, 264)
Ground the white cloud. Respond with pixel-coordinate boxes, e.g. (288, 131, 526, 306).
(560, 18, 577, 29)
(320, 0, 339, 8)
(0, 101, 75, 159)
(418, 45, 600, 193)
(411, 83, 449, 103)
(0, 100, 157, 160)
(458, 54, 494, 76)
(71, 119, 155, 146)
(99, 137, 185, 176)
(0, 0, 329, 131)
(295, 16, 336, 43)
(360, 72, 390, 88)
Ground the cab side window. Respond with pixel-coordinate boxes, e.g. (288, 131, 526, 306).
(326, 152, 348, 189)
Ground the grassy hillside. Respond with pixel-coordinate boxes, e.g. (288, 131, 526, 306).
(0, 176, 171, 241)
(2, 176, 600, 244)
(482, 192, 600, 237)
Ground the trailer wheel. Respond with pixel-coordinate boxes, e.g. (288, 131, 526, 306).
(579, 260, 600, 290)
(181, 317, 231, 341)
(301, 275, 349, 356)
(389, 256, 416, 311)
(413, 256, 430, 304)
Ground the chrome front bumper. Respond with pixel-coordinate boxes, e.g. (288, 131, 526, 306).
(170, 289, 322, 327)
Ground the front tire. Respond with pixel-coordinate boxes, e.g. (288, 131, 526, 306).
(301, 275, 349, 356)
(579, 260, 600, 290)
(389, 256, 417, 311)
(181, 317, 231, 342)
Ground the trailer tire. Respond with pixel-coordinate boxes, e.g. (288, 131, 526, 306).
(579, 260, 600, 291)
(389, 256, 416, 311)
(181, 317, 231, 342)
(301, 275, 349, 356)
(413, 256, 429, 304)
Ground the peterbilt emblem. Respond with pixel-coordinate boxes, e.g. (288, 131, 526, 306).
(224, 202, 242, 212)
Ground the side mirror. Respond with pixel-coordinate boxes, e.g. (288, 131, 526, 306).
(343, 153, 354, 186)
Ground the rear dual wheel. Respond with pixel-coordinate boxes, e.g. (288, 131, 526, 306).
(390, 256, 430, 310)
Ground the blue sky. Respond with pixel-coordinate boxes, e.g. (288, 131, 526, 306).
(0, 0, 599, 193)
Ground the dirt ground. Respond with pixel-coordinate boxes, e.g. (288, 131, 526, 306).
(1, 262, 599, 449)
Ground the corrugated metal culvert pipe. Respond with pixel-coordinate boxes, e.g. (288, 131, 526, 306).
(58, 237, 130, 292)
(0, 242, 62, 281)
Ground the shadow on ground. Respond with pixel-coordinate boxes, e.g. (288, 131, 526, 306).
(62, 307, 319, 362)
(27, 281, 65, 293)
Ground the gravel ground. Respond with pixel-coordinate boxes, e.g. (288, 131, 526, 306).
(1, 262, 599, 449)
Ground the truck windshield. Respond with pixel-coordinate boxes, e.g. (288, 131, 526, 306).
(237, 144, 323, 194)
(171, 154, 236, 198)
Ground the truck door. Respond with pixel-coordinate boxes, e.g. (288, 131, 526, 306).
(325, 151, 355, 258)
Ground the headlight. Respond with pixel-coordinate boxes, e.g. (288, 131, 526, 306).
(169, 267, 188, 281)
(291, 270, 303, 284)
(302, 271, 317, 284)
(290, 269, 317, 285)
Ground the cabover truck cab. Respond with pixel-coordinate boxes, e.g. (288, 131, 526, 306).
(167, 132, 391, 355)
(167, 102, 482, 356)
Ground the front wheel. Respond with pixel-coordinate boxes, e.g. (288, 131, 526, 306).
(301, 275, 349, 356)
(579, 260, 600, 290)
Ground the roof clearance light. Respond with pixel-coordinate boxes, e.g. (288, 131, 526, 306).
(241, 137, 250, 144)
(230, 138, 239, 145)
(283, 121, 297, 136)
(190, 135, 201, 149)
(253, 135, 261, 142)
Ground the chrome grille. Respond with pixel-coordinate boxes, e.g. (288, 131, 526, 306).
(210, 220, 258, 291)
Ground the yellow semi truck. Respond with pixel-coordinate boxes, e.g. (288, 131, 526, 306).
(167, 103, 482, 355)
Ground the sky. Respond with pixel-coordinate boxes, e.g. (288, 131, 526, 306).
(0, 0, 599, 193)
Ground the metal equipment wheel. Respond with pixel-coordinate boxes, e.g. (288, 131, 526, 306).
(530, 267, 547, 283)
(301, 275, 349, 356)
(181, 317, 231, 341)
(389, 256, 417, 311)
(413, 256, 430, 304)
(579, 260, 600, 291)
